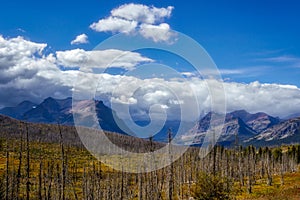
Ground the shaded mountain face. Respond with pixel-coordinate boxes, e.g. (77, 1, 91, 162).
(0, 100, 37, 119)
(221, 118, 257, 141)
(95, 100, 127, 134)
(23, 97, 73, 124)
(0, 97, 127, 134)
(227, 110, 280, 133)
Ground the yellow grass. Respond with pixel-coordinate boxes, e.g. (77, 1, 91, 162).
(236, 170, 300, 200)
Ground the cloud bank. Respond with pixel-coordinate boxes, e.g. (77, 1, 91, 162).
(0, 35, 152, 106)
(1, 35, 300, 119)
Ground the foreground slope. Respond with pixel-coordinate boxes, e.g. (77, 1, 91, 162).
(0, 114, 162, 152)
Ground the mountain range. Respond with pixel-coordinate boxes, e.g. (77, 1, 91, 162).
(185, 110, 300, 147)
(0, 97, 125, 134)
(0, 97, 300, 146)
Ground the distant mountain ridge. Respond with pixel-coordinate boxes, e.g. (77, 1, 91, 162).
(185, 110, 299, 147)
(23, 97, 73, 124)
(0, 100, 37, 119)
(1, 97, 300, 146)
(0, 97, 127, 134)
(245, 117, 300, 146)
(189, 112, 257, 146)
(227, 110, 280, 133)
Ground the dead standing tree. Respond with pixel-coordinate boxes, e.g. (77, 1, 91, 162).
(26, 123, 30, 200)
(16, 123, 24, 199)
(168, 128, 174, 200)
(58, 123, 66, 200)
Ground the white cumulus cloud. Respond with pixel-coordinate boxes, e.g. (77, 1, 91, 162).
(90, 17, 137, 34)
(110, 3, 173, 24)
(90, 3, 175, 43)
(56, 48, 153, 70)
(71, 34, 89, 45)
(0, 35, 70, 105)
(139, 23, 176, 43)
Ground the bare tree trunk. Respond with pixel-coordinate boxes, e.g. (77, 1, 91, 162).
(5, 139, 9, 200)
(82, 166, 87, 200)
(266, 150, 272, 186)
(138, 170, 143, 200)
(58, 124, 65, 200)
(180, 155, 185, 200)
(10, 142, 16, 200)
(16, 125, 23, 200)
(238, 147, 244, 187)
(168, 128, 174, 200)
(120, 166, 124, 200)
(26, 124, 30, 200)
(157, 168, 165, 200)
(69, 162, 78, 200)
(46, 161, 53, 200)
(280, 154, 285, 186)
(212, 131, 216, 176)
(98, 162, 102, 199)
(225, 150, 230, 192)
(247, 150, 252, 194)
(38, 159, 43, 199)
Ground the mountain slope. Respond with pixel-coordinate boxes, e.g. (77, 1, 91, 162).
(185, 112, 257, 146)
(0, 100, 37, 119)
(245, 117, 300, 146)
(23, 97, 73, 124)
(72, 99, 128, 134)
(1, 98, 300, 146)
(0, 97, 128, 134)
(183, 110, 286, 147)
(227, 110, 280, 133)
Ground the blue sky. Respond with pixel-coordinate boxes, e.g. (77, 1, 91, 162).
(1, 0, 300, 119)
(1, 0, 300, 86)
